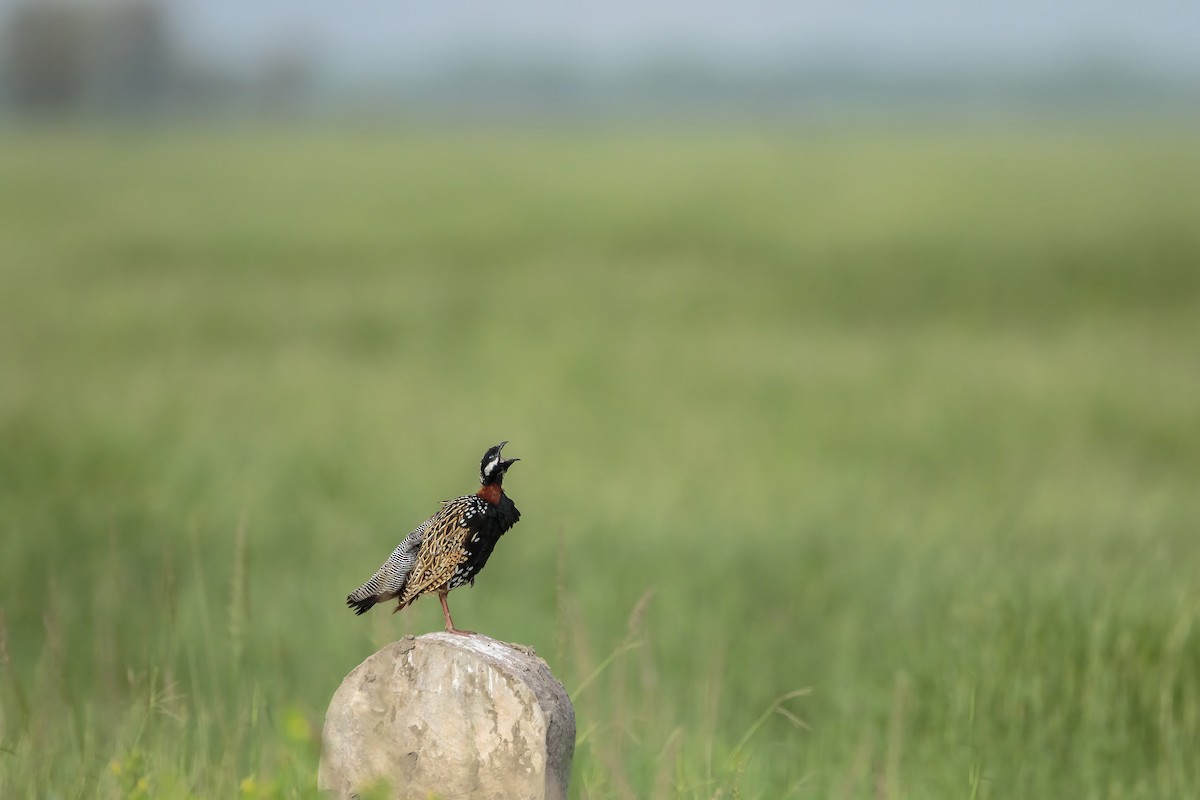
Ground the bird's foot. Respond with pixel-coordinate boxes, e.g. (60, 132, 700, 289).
(445, 626, 476, 637)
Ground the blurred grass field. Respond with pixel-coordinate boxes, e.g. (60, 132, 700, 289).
(1, 125, 1199, 799)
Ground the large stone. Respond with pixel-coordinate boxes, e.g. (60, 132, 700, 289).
(319, 633, 575, 800)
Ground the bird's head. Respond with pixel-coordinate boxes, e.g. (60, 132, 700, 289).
(479, 441, 519, 486)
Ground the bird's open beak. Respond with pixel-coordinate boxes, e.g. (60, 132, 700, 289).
(494, 441, 518, 468)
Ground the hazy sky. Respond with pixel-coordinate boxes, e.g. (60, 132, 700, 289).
(161, 0, 1200, 74)
(0, 0, 1194, 76)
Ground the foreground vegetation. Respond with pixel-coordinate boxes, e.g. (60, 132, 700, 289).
(1, 124, 1198, 798)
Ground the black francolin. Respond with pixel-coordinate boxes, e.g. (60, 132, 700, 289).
(346, 441, 521, 635)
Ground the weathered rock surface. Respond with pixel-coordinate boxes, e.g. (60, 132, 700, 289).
(319, 633, 575, 800)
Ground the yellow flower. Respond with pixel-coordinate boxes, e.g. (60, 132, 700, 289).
(284, 708, 312, 743)
(109, 760, 123, 776)
(240, 775, 257, 795)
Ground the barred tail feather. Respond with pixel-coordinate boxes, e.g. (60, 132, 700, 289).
(345, 541, 417, 616)
(347, 594, 377, 615)
(346, 527, 424, 616)
(346, 572, 390, 616)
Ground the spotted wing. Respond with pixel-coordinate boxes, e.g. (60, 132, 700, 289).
(397, 495, 488, 606)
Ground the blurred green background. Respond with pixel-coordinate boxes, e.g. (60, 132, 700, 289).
(2, 126, 1199, 799)
(3, 4, 1200, 798)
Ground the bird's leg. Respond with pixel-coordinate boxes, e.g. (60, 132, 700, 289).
(438, 590, 474, 636)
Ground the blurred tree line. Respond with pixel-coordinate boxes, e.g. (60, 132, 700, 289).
(0, 0, 312, 116)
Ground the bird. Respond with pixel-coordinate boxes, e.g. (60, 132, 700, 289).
(345, 441, 521, 635)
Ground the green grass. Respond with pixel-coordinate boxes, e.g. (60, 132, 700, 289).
(1, 125, 1199, 799)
